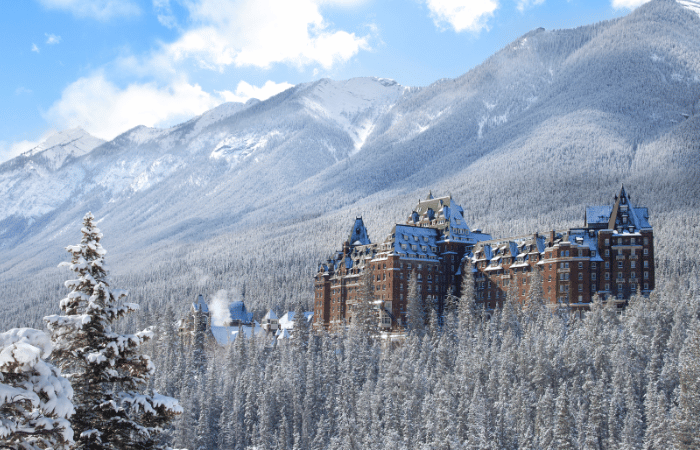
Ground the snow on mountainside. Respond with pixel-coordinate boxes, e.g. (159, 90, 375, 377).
(1, 0, 699, 320)
(19, 128, 104, 170)
(678, 0, 700, 16)
(298, 78, 407, 154)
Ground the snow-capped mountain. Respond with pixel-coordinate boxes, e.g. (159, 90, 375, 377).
(1, 0, 699, 319)
(18, 128, 104, 170)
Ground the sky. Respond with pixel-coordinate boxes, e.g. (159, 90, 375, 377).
(0, 0, 655, 162)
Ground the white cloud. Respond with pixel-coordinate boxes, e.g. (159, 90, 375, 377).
(37, 0, 140, 20)
(425, 0, 499, 33)
(43, 72, 292, 140)
(517, 0, 545, 12)
(31, 43, 40, 53)
(218, 80, 294, 103)
(45, 33, 61, 45)
(153, 0, 179, 29)
(164, 0, 371, 70)
(15, 87, 33, 95)
(611, 0, 651, 9)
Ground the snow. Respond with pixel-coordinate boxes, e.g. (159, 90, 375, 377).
(678, 0, 700, 17)
(0, 328, 53, 360)
(278, 311, 314, 330)
(152, 393, 184, 413)
(300, 77, 405, 154)
(20, 128, 104, 171)
(210, 131, 279, 165)
(210, 324, 263, 345)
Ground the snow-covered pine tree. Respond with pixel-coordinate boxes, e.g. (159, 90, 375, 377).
(405, 270, 424, 334)
(353, 268, 377, 334)
(458, 259, 476, 332)
(44, 212, 182, 450)
(0, 328, 74, 450)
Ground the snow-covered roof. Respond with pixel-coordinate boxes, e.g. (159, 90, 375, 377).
(586, 187, 652, 232)
(262, 309, 278, 321)
(277, 328, 291, 340)
(586, 206, 613, 225)
(210, 324, 263, 345)
(392, 225, 439, 259)
(279, 311, 314, 330)
(192, 294, 208, 313)
(228, 301, 253, 323)
(348, 217, 371, 246)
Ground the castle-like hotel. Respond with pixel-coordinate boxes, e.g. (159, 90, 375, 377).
(313, 187, 654, 331)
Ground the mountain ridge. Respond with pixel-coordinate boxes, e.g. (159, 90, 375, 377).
(1, 0, 699, 319)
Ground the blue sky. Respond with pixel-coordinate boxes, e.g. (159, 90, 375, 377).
(0, 0, 653, 162)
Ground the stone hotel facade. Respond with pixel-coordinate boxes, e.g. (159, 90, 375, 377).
(313, 187, 654, 330)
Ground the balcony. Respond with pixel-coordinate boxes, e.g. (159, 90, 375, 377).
(616, 255, 625, 260)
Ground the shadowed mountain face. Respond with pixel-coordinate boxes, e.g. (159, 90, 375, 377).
(1, 0, 699, 320)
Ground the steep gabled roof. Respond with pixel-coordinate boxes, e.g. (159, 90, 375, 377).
(192, 294, 208, 313)
(348, 217, 371, 246)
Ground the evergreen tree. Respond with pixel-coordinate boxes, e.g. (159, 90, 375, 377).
(672, 317, 700, 450)
(353, 268, 376, 334)
(458, 260, 476, 333)
(0, 328, 74, 450)
(406, 270, 424, 334)
(44, 213, 181, 449)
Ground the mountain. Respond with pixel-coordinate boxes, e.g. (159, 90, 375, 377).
(1, 0, 699, 327)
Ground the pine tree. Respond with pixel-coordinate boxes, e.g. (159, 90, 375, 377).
(406, 270, 424, 334)
(44, 212, 181, 449)
(0, 328, 75, 450)
(353, 268, 377, 334)
(672, 317, 700, 450)
(458, 259, 476, 334)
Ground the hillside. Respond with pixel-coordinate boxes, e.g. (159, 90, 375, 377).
(1, 0, 699, 328)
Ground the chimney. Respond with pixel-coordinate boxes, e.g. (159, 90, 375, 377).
(549, 230, 555, 244)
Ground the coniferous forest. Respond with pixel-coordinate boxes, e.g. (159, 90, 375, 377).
(3, 1, 700, 448)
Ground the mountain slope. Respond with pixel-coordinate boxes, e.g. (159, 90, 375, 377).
(1, 0, 699, 324)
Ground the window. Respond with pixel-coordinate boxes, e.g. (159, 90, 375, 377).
(579, 262, 583, 269)
(605, 283, 610, 291)
(618, 261, 623, 269)
(605, 239, 610, 245)
(605, 250, 610, 257)
(592, 262, 597, 269)
(579, 284, 583, 292)
(644, 238, 649, 245)
(592, 284, 597, 291)
(618, 284, 623, 292)
(617, 273, 624, 280)
(618, 249, 623, 256)
(631, 238, 635, 244)
(644, 260, 649, 268)
(578, 273, 583, 280)
(631, 261, 636, 268)
(578, 249, 583, 257)
(644, 249, 649, 255)
(644, 283, 649, 290)
(605, 262, 610, 269)
(591, 273, 596, 280)
(605, 273, 610, 280)
(618, 238, 622, 245)
(565, 250, 570, 257)
(644, 271, 649, 279)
